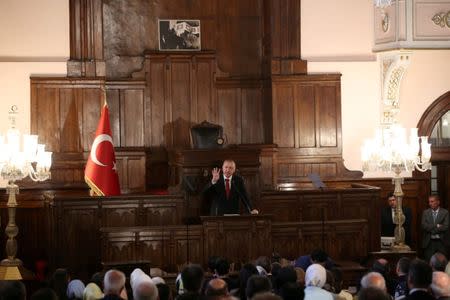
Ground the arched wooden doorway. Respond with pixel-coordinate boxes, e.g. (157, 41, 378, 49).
(417, 91, 450, 208)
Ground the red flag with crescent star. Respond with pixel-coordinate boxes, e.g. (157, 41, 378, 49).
(84, 103, 121, 196)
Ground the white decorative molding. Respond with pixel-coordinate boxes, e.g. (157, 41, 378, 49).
(373, 0, 450, 51)
(380, 50, 412, 124)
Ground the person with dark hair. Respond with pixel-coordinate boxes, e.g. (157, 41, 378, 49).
(205, 278, 229, 298)
(203, 159, 258, 215)
(358, 287, 391, 300)
(406, 259, 434, 300)
(91, 272, 105, 290)
(214, 257, 238, 292)
(274, 266, 297, 294)
(31, 288, 58, 300)
(50, 268, 70, 300)
(294, 249, 334, 271)
(371, 258, 395, 295)
(246, 275, 272, 300)
(179, 264, 204, 299)
(381, 192, 412, 245)
(270, 262, 282, 289)
(421, 194, 449, 261)
(279, 282, 304, 300)
(0, 280, 26, 300)
(156, 283, 173, 300)
(239, 263, 259, 300)
(255, 256, 272, 276)
(430, 252, 448, 272)
(394, 257, 411, 299)
(330, 268, 352, 300)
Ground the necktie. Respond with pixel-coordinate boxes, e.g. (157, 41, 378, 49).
(225, 178, 230, 198)
(433, 210, 438, 223)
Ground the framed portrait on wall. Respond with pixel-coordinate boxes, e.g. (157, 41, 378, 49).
(158, 19, 201, 51)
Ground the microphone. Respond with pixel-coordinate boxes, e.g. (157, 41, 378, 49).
(231, 181, 252, 214)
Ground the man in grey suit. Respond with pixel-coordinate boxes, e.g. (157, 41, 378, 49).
(421, 194, 449, 261)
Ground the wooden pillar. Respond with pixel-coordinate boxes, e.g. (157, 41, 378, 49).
(68, 0, 105, 77)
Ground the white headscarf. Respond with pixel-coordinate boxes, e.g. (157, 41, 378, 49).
(305, 264, 327, 288)
(67, 279, 85, 299)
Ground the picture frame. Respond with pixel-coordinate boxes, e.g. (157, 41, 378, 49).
(158, 19, 201, 51)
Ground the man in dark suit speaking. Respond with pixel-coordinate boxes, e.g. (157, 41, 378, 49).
(203, 159, 259, 216)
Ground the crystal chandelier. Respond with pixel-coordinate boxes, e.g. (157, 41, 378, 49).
(0, 105, 52, 279)
(374, 0, 393, 8)
(362, 123, 431, 251)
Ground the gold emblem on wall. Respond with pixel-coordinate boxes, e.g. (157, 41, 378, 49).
(432, 11, 450, 28)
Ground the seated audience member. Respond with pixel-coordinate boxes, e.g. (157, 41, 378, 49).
(406, 259, 434, 300)
(330, 268, 352, 300)
(133, 280, 158, 300)
(91, 272, 105, 291)
(215, 257, 238, 291)
(371, 258, 395, 295)
(360, 272, 387, 292)
(381, 192, 412, 245)
(256, 256, 272, 276)
(246, 275, 272, 300)
(394, 257, 411, 300)
(0, 280, 26, 300)
(239, 263, 258, 300)
(67, 279, 85, 300)
(430, 252, 448, 272)
(50, 268, 70, 300)
(279, 282, 304, 300)
(83, 282, 104, 300)
(31, 288, 58, 300)
(294, 267, 305, 287)
(294, 249, 334, 271)
(103, 269, 127, 300)
(430, 271, 450, 300)
(358, 287, 391, 300)
(270, 262, 282, 288)
(205, 278, 229, 298)
(251, 292, 282, 300)
(304, 264, 333, 300)
(178, 264, 204, 299)
(273, 266, 297, 294)
(130, 268, 152, 290)
(156, 283, 173, 300)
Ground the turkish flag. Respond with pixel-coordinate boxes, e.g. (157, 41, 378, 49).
(84, 104, 121, 196)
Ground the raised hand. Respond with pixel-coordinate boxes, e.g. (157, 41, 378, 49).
(211, 167, 220, 184)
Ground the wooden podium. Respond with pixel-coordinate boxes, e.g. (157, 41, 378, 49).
(200, 215, 272, 265)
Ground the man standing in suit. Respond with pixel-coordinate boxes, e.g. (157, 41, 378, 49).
(204, 159, 259, 216)
(381, 192, 412, 245)
(421, 194, 449, 262)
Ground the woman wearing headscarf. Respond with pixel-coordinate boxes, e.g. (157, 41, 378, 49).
(67, 279, 85, 300)
(304, 264, 333, 300)
(83, 282, 104, 300)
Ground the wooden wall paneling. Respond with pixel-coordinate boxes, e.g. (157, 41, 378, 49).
(106, 88, 121, 146)
(120, 89, 145, 147)
(272, 84, 295, 147)
(147, 60, 166, 146)
(217, 88, 241, 145)
(195, 59, 216, 124)
(81, 88, 104, 151)
(331, 220, 369, 261)
(59, 88, 83, 152)
(101, 230, 137, 263)
(142, 197, 185, 226)
(115, 150, 146, 193)
(101, 200, 140, 228)
(316, 84, 340, 150)
(241, 88, 265, 143)
(297, 85, 316, 148)
(173, 225, 204, 269)
(139, 229, 168, 270)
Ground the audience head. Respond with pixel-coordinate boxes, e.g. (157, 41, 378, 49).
(246, 275, 272, 299)
(239, 263, 259, 300)
(251, 292, 282, 300)
(83, 282, 104, 300)
(50, 268, 70, 300)
(330, 267, 343, 293)
(396, 257, 411, 276)
(103, 269, 126, 296)
(270, 262, 282, 278)
(358, 287, 391, 300)
(90, 272, 104, 290)
(207, 256, 220, 273)
(156, 283, 172, 300)
(408, 259, 432, 289)
(205, 278, 229, 297)
(133, 279, 158, 300)
(181, 264, 204, 293)
(279, 282, 304, 300)
(310, 249, 328, 265)
(255, 256, 271, 274)
(130, 268, 152, 291)
(274, 266, 297, 291)
(152, 276, 165, 285)
(31, 288, 58, 300)
(0, 280, 26, 300)
(215, 257, 231, 276)
(430, 252, 448, 272)
(294, 267, 305, 287)
(67, 279, 85, 300)
(271, 252, 282, 264)
(372, 258, 389, 275)
(305, 263, 327, 288)
(360, 272, 386, 291)
(430, 271, 450, 298)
